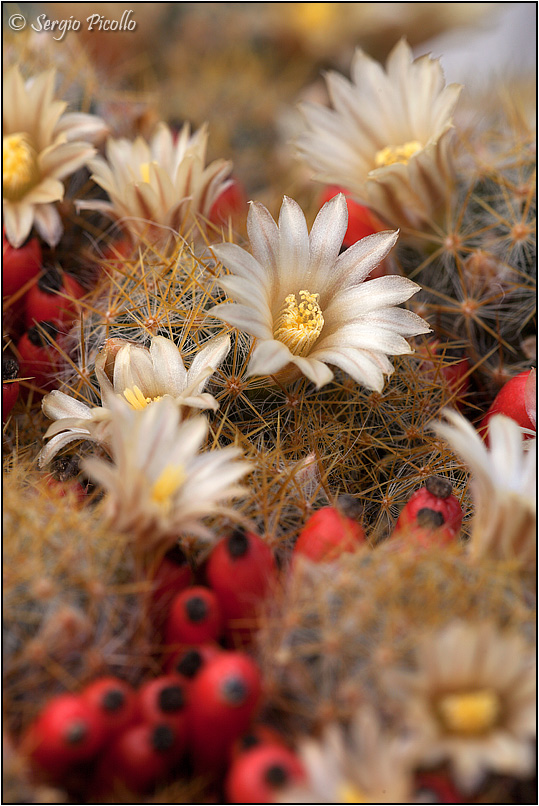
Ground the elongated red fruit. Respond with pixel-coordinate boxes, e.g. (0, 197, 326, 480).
(188, 651, 262, 771)
(206, 528, 277, 644)
(22, 694, 105, 775)
(226, 743, 305, 804)
(25, 267, 85, 328)
(3, 231, 42, 297)
(394, 476, 463, 539)
(294, 497, 366, 562)
(480, 369, 536, 443)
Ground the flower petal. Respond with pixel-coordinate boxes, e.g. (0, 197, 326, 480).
(149, 336, 187, 397)
(3, 202, 35, 248)
(309, 193, 349, 279)
(208, 303, 273, 340)
(38, 430, 97, 468)
(277, 196, 310, 290)
(247, 201, 279, 273)
(32, 203, 63, 246)
(322, 229, 399, 302)
(187, 334, 230, 394)
(290, 355, 334, 388)
(42, 390, 94, 421)
(212, 242, 268, 285)
(247, 339, 293, 376)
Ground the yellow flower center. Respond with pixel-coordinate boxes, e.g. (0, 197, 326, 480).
(150, 464, 186, 511)
(273, 289, 324, 357)
(437, 689, 501, 735)
(139, 162, 154, 184)
(337, 782, 368, 803)
(123, 386, 162, 410)
(3, 132, 39, 200)
(374, 140, 422, 168)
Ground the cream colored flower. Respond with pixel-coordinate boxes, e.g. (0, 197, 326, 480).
(209, 194, 430, 389)
(82, 395, 251, 549)
(38, 334, 230, 467)
(431, 410, 536, 564)
(3, 67, 106, 247)
(296, 39, 462, 230)
(388, 621, 536, 793)
(79, 121, 233, 243)
(278, 706, 422, 803)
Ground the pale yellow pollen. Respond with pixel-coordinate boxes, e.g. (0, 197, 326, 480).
(3, 132, 39, 200)
(337, 782, 368, 803)
(123, 385, 162, 410)
(273, 289, 324, 357)
(374, 140, 422, 168)
(150, 464, 186, 510)
(437, 689, 500, 735)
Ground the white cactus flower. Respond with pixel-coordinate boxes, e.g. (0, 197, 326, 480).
(209, 193, 430, 390)
(431, 409, 536, 564)
(296, 39, 462, 230)
(79, 121, 233, 243)
(82, 395, 251, 550)
(38, 334, 230, 466)
(278, 705, 422, 804)
(3, 67, 106, 247)
(388, 621, 536, 793)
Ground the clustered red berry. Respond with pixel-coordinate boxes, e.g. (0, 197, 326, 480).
(479, 370, 536, 443)
(16, 526, 296, 799)
(3, 230, 87, 395)
(392, 475, 464, 547)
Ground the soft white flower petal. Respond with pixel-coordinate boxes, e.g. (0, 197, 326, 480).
(23, 177, 64, 205)
(277, 196, 310, 290)
(360, 307, 432, 337)
(323, 230, 399, 300)
(313, 346, 387, 391)
(42, 390, 94, 421)
(247, 201, 280, 272)
(55, 111, 108, 143)
(32, 203, 63, 246)
(180, 393, 219, 411)
(113, 344, 159, 398)
(149, 336, 187, 397)
(39, 141, 96, 181)
(3, 203, 35, 249)
(37, 430, 97, 468)
(308, 193, 349, 280)
(290, 355, 335, 388)
(212, 242, 268, 285)
(187, 334, 230, 394)
(315, 323, 413, 355)
(323, 275, 422, 324)
(217, 275, 272, 314)
(247, 339, 294, 377)
(208, 303, 273, 340)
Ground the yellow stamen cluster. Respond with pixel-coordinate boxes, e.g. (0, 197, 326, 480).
(123, 386, 162, 410)
(274, 289, 324, 357)
(150, 464, 187, 511)
(3, 133, 39, 200)
(337, 782, 368, 803)
(374, 140, 422, 168)
(139, 162, 157, 184)
(437, 689, 501, 736)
